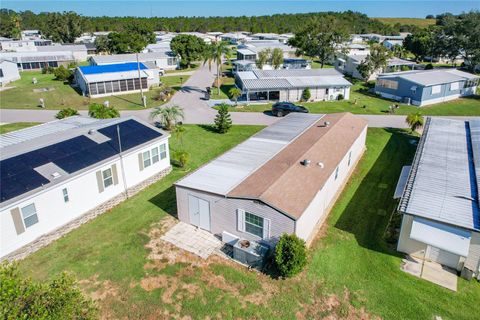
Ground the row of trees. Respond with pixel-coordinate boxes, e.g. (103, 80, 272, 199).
(403, 11, 480, 69)
(256, 48, 284, 69)
(0, 9, 419, 39)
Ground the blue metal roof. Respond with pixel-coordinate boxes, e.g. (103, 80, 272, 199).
(79, 62, 147, 75)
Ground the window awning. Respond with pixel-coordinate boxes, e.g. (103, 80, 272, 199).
(410, 217, 471, 257)
(394, 165, 411, 199)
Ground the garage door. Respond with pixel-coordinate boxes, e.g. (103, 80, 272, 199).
(426, 246, 460, 269)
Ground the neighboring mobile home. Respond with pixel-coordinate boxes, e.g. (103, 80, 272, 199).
(235, 69, 351, 102)
(375, 69, 479, 106)
(0, 51, 75, 70)
(175, 113, 367, 246)
(396, 118, 480, 279)
(75, 62, 160, 98)
(90, 51, 179, 70)
(0, 116, 171, 260)
(0, 59, 20, 86)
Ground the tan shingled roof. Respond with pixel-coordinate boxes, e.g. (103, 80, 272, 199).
(228, 113, 367, 219)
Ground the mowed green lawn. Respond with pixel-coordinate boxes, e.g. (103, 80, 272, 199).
(0, 71, 188, 110)
(0, 122, 40, 134)
(17, 126, 480, 319)
(222, 81, 480, 116)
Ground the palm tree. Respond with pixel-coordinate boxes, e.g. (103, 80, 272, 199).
(406, 112, 424, 133)
(88, 103, 120, 119)
(150, 105, 184, 130)
(203, 41, 230, 95)
(228, 87, 242, 105)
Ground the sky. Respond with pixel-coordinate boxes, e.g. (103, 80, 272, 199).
(2, 1, 479, 18)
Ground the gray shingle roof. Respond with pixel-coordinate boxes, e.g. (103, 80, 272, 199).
(398, 117, 480, 231)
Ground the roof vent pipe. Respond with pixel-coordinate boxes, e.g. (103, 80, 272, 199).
(88, 129, 96, 135)
(324, 121, 330, 127)
(301, 159, 311, 167)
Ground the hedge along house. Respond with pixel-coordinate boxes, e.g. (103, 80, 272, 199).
(374, 69, 479, 106)
(75, 62, 160, 98)
(0, 116, 171, 260)
(396, 118, 480, 279)
(175, 113, 367, 246)
(235, 69, 352, 102)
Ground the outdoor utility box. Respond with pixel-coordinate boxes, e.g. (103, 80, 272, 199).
(233, 239, 269, 269)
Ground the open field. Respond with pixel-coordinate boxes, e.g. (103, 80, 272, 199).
(0, 71, 188, 110)
(219, 81, 480, 116)
(17, 125, 480, 319)
(0, 122, 40, 134)
(374, 17, 436, 28)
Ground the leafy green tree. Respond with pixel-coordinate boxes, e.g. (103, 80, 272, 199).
(271, 48, 284, 69)
(289, 16, 349, 68)
(301, 88, 311, 101)
(107, 32, 147, 54)
(53, 65, 72, 82)
(0, 10, 21, 38)
(368, 44, 391, 73)
(403, 30, 434, 62)
(55, 108, 79, 119)
(42, 11, 84, 43)
(150, 105, 184, 130)
(406, 112, 424, 132)
(275, 234, 307, 278)
(88, 103, 120, 119)
(171, 34, 206, 68)
(203, 41, 230, 95)
(356, 60, 373, 82)
(214, 103, 232, 134)
(228, 87, 242, 105)
(0, 263, 97, 319)
(94, 35, 109, 54)
(256, 48, 272, 69)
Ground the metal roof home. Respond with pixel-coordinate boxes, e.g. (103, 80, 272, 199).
(379, 69, 479, 87)
(398, 117, 480, 231)
(90, 51, 176, 65)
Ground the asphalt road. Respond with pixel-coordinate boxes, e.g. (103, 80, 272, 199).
(0, 64, 478, 128)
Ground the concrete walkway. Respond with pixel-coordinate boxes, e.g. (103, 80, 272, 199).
(401, 255, 457, 291)
(0, 64, 478, 128)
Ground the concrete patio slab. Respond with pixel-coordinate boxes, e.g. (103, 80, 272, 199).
(161, 222, 222, 259)
(401, 255, 458, 291)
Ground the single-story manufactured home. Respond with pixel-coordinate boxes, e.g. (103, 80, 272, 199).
(0, 59, 21, 86)
(374, 69, 479, 106)
(75, 62, 160, 98)
(396, 117, 480, 279)
(90, 51, 179, 70)
(237, 40, 297, 60)
(36, 44, 88, 61)
(233, 58, 310, 73)
(175, 112, 367, 246)
(0, 51, 75, 70)
(335, 54, 416, 81)
(0, 116, 171, 260)
(235, 69, 351, 102)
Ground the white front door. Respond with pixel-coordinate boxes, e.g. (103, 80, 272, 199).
(188, 195, 211, 231)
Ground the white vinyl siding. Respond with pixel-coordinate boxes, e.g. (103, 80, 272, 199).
(245, 212, 264, 238)
(21, 204, 39, 228)
(62, 188, 69, 203)
(102, 168, 113, 188)
(143, 150, 151, 168)
(450, 82, 459, 90)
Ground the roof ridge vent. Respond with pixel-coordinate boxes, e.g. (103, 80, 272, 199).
(301, 159, 311, 167)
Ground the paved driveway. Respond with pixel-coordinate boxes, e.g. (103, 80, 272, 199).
(0, 65, 478, 128)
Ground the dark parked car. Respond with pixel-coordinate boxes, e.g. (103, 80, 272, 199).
(271, 102, 308, 117)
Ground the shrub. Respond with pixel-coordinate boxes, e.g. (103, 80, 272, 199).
(53, 65, 72, 82)
(424, 63, 434, 70)
(214, 103, 232, 134)
(67, 62, 78, 69)
(88, 103, 120, 119)
(274, 233, 307, 278)
(55, 108, 79, 119)
(337, 94, 344, 100)
(175, 150, 190, 168)
(41, 66, 54, 74)
(301, 88, 311, 101)
(0, 263, 97, 319)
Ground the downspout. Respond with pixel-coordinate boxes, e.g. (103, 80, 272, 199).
(117, 125, 129, 199)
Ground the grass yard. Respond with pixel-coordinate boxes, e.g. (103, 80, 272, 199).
(17, 125, 480, 319)
(210, 76, 235, 100)
(0, 122, 40, 134)
(0, 71, 188, 110)
(374, 17, 436, 28)
(220, 80, 480, 116)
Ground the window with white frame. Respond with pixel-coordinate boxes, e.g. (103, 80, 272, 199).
(102, 168, 113, 188)
(450, 82, 459, 91)
(377, 79, 398, 90)
(245, 212, 264, 238)
(21, 204, 39, 228)
(159, 143, 167, 160)
(431, 85, 441, 94)
(348, 151, 352, 166)
(334, 167, 339, 180)
(62, 188, 69, 203)
(151, 147, 159, 164)
(143, 150, 151, 168)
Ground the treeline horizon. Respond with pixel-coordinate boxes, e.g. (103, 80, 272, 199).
(0, 9, 440, 36)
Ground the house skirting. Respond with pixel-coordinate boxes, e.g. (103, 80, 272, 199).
(1, 166, 172, 262)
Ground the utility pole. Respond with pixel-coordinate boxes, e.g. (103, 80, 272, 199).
(136, 52, 146, 108)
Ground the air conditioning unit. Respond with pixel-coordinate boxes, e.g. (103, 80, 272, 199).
(233, 239, 270, 269)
